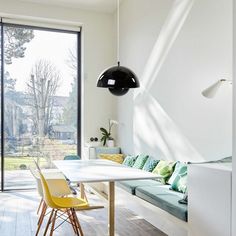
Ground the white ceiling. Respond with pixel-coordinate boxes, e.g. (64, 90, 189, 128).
(20, 0, 118, 13)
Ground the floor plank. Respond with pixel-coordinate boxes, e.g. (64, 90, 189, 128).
(0, 190, 167, 236)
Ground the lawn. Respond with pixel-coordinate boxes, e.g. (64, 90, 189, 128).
(4, 157, 48, 170)
(4, 140, 77, 170)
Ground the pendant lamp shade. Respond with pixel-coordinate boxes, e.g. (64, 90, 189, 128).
(97, 62, 140, 96)
(96, 0, 139, 96)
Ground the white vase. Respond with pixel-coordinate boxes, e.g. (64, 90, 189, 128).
(107, 140, 115, 147)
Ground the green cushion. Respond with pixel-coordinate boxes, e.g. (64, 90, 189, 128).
(142, 158, 159, 172)
(132, 154, 149, 169)
(64, 155, 80, 160)
(117, 180, 162, 195)
(122, 155, 138, 167)
(168, 162, 187, 193)
(135, 185, 188, 221)
(152, 160, 176, 184)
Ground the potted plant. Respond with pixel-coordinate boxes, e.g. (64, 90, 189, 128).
(100, 119, 118, 146)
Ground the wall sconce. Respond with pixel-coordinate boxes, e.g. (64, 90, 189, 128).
(202, 79, 232, 98)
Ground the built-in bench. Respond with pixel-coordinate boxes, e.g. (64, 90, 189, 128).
(113, 182, 188, 236)
(93, 153, 189, 236)
(117, 179, 160, 194)
(117, 180, 188, 222)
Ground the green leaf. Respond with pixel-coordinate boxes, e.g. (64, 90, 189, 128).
(100, 127, 109, 135)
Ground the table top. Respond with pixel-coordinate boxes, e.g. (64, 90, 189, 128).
(53, 159, 160, 183)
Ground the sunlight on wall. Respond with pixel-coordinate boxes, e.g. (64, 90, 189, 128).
(133, 91, 204, 161)
(139, 0, 195, 95)
(132, 0, 204, 161)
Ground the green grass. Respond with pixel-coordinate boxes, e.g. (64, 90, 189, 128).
(4, 157, 48, 170)
(3, 140, 77, 170)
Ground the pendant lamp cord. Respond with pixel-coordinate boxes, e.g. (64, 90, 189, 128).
(117, 0, 120, 66)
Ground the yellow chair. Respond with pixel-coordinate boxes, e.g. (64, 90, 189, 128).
(30, 167, 74, 235)
(36, 167, 90, 236)
(30, 168, 72, 213)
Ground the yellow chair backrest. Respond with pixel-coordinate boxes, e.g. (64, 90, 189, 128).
(32, 159, 59, 208)
(29, 166, 44, 197)
(39, 171, 59, 209)
(30, 166, 72, 197)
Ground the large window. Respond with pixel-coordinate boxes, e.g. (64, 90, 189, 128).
(0, 23, 80, 190)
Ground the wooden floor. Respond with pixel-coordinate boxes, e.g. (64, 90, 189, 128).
(0, 190, 167, 236)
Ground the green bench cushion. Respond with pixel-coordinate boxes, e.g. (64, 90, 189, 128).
(117, 180, 162, 195)
(135, 185, 188, 221)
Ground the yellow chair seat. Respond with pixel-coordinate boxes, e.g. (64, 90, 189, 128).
(51, 196, 89, 209)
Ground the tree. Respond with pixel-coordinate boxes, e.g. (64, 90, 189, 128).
(4, 27, 34, 64)
(63, 47, 77, 126)
(26, 60, 61, 138)
(2, 27, 34, 139)
(4, 71, 16, 92)
(66, 47, 77, 72)
(63, 77, 77, 126)
(1, 27, 34, 92)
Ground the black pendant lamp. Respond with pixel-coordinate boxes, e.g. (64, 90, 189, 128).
(96, 0, 140, 96)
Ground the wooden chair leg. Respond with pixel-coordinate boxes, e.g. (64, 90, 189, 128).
(38, 202, 47, 225)
(69, 209, 80, 236)
(49, 210, 57, 236)
(66, 209, 77, 234)
(43, 209, 54, 236)
(37, 198, 43, 215)
(72, 208, 84, 236)
(36, 202, 47, 236)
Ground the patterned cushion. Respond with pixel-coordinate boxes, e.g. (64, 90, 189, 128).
(122, 155, 138, 167)
(132, 154, 149, 169)
(142, 158, 159, 172)
(152, 160, 176, 184)
(99, 154, 124, 164)
(168, 162, 187, 193)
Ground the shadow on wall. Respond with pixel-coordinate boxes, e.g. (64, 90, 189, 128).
(133, 90, 204, 162)
(132, 0, 204, 162)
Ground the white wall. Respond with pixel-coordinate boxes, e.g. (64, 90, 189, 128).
(0, 0, 117, 146)
(118, 0, 232, 161)
(232, 0, 236, 235)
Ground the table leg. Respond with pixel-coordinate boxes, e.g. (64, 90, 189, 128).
(108, 181, 115, 236)
(80, 183, 85, 199)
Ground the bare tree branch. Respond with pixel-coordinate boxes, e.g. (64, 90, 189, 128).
(26, 59, 61, 137)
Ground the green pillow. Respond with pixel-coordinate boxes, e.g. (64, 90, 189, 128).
(152, 160, 176, 184)
(142, 158, 159, 172)
(132, 154, 149, 169)
(169, 162, 187, 193)
(122, 155, 138, 167)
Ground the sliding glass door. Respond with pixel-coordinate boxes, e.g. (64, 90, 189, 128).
(0, 23, 80, 190)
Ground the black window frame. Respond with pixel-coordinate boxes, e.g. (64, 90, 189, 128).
(0, 22, 81, 191)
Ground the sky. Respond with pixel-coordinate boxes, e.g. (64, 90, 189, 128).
(5, 28, 77, 97)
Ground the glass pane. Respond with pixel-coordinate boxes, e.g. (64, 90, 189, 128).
(4, 25, 78, 189)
